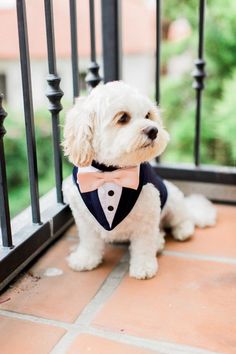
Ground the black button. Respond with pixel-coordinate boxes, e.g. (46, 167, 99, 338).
(108, 206, 114, 211)
(108, 190, 114, 196)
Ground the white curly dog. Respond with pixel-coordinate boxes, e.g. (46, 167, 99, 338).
(63, 81, 216, 279)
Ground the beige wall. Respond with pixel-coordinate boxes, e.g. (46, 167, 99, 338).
(0, 53, 155, 111)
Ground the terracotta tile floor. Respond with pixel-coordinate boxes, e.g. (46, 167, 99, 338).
(0, 205, 235, 354)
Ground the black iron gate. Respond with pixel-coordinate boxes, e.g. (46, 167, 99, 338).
(0, 0, 236, 292)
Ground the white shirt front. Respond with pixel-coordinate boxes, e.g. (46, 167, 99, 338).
(77, 166, 122, 227)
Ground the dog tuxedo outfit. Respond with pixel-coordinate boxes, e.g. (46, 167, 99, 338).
(73, 161, 168, 231)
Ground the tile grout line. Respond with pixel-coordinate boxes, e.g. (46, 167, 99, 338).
(87, 326, 224, 354)
(49, 251, 130, 353)
(163, 250, 236, 264)
(74, 252, 130, 326)
(0, 308, 223, 354)
(0, 308, 75, 330)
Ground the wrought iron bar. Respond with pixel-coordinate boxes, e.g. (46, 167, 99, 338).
(85, 0, 102, 90)
(16, 0, 41, 224)
(69, 0, 80, 99)
(101, 0, 121, 82)
(155, 0, 161, 163)
(155, 0, 161, 105)
(0, 95, 13, 248)
(192, 0, 206, 166)
(44, 0, 56, 74)
(89, 0, 96, 63)
(44, 0, 64, 204)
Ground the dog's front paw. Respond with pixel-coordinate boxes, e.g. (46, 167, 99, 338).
(67, 249, 102, 271)
(129, 258, 158, 280)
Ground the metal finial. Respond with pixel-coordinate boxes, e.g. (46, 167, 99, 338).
(46, 74, 64, 114)
(0, 94, 7, 138)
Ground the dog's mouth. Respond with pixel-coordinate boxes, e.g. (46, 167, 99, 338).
(141, 141, 155, 149)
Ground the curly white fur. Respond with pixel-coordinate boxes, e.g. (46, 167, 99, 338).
(63, 81, 217, 280)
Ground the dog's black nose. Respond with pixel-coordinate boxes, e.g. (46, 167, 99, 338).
(143, 126, 158, 140)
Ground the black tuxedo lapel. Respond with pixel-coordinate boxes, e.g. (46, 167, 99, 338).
(73, 166, 111, 230)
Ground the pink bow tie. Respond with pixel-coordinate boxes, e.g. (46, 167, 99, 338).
(77, 166, 140, 193)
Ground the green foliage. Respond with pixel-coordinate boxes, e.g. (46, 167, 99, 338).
(161, 0, 236, 166)
(214, 70, 236, 165)
(161, 74, 219, 164)
(163, 0, 197, 27)
(205, 0, 236, 97)
(4, 107, 71, 216)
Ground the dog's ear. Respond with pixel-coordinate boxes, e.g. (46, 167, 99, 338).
(63, 97, 95, 167)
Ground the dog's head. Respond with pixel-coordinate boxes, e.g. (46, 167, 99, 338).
(63, 81, 169, 167)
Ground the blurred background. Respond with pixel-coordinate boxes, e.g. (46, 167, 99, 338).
(0, 0, 235, 217)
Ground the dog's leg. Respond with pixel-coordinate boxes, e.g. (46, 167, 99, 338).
(129, 227, 162, 279)
(64, 183, 105, 271)
(67, 220, 104, 271)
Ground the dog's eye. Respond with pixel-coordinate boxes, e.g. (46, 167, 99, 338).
(145, 112, 151, 119)
(118, 112, 130, 124)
